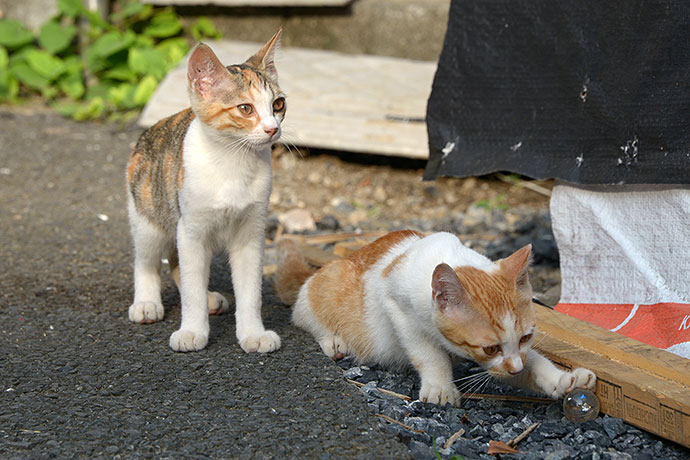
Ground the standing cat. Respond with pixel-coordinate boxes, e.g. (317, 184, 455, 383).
(126, 30, 286, 353)
(275, 231, 595, 405)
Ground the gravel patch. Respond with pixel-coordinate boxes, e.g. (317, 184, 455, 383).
(336, 357, 689, 460)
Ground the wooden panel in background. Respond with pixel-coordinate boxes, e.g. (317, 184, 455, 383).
(140, 40, 435, 159)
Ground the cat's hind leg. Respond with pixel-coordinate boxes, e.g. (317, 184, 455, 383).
(317, 335, 350, 361)
(128, 211, 168, 324)
(168, 250, 229, 315)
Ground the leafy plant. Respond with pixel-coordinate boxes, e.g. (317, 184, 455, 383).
(475, 193, 509, 212)
(0, 0, 222, 120)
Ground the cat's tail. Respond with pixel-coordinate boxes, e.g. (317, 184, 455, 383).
(274, 239, 316, 305)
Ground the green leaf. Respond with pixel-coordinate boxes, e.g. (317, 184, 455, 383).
(102, 64, 137, 82)
(39, 21, 77, 54)
(51, 101, 81, 116)
(0, 68, 19, 101)
(58, 71, 85, 98)
(73, 97, 106, 120)
(132, 74, 158, 106)
(10, 62, 51, 90)
(0, 46, 8, 69)
(156, 37, 189, 66)
(143, 9, 182, 38)
(133, 34, 155, 49)
(41, 84, 59, 99)
(58, 0, 86, 17)
(128, 47, 167, 79)
(86, 80, 118, 100)
(110, 1, 147, 22)
(107, 82, 134, 108)
(85, 30, 136, 73)
(0, 20, 35, 49)
(191, 17, 221, 41)
(25, 49, 66, 80)
(62, 55, 83, 74)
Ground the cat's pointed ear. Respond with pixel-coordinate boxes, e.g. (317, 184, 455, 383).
(431, 263, 471, 313)
(499, 244, 532, 290)
(245, 27, 282, 81)
(187, 43, 229, 100)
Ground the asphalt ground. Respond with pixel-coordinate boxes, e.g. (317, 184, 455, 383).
(0, 107, 410, 459)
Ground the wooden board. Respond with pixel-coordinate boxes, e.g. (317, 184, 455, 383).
(274, 233, 690, 448)
(139, 40, 435, 159)
(535, 306, 690, 448)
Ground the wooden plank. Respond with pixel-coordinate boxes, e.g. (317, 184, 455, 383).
(281, 233, 690, 447)
(535, 305, 690, 448)
(139, 40, 435, 159)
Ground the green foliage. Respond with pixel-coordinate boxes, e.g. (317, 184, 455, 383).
(0, 0, 223, 119)
(191, 17, 222, 42)
(0, 20, 34, 49)
(475, 193, 509, 212)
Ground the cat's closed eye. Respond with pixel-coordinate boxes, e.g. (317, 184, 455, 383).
(520, 333, 533, 344)
(483, 344, 501, 356)
(273, 97, 285, 112)
(237, 104, 254, 116)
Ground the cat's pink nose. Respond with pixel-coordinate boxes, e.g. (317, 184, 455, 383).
(508, 368, 523, 375)
(264, 127, 278, 138)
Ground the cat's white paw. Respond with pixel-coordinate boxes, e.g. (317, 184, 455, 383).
(318, 336, 350, 360)
(207, 291, 229, 315)
(129, 301, 164, 324)
(419, 382, 460, 406)
(238, 330, 281, 353)
(551, 367, 597, 398)
(169, 329, 208, 352)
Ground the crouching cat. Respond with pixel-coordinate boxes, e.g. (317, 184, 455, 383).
(126, 30, 285, 353)
(275, 231, 595, 406)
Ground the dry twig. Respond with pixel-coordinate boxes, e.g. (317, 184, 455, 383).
(461, 393, 553, 404)
(507, 422, 540, 447)
(346, 379, 411, 401)
(374, 414, 425, 434)
(443, 427, 466, 449)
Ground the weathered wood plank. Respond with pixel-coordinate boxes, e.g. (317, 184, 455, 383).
(139, 40, 435, 159)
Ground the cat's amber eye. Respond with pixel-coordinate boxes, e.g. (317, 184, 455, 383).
(520, 333, 533, 344)
(237, 104, 254, 116)
(273, 97, 285, 112)
(483, 345, 501, 357)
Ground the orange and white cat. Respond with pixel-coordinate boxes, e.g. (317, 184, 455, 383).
(276, 230, 595, 406)
(126, 30, 285, 353)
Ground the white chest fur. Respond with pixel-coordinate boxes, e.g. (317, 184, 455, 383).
(179, 119, 272, 216)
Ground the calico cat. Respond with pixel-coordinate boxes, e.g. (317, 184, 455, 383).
(126, 30, 285, 353)
(275, 230, 596, 405)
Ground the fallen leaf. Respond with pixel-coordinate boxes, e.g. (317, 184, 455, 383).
(487, 440, 519, 455)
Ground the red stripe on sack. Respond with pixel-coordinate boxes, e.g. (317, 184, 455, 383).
(555, 303, 690, 350)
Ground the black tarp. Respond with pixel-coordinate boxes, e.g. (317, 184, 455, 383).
(424, 0, 690, 184)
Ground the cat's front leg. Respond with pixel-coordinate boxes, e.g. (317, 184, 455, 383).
(405, 337, 459, 406)
(227, 215, 281, 354)
(169, 220, 213, 352)
(516, 349, 596, 398)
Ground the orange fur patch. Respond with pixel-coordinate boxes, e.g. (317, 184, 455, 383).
(308, 259, 373, 358)
(306, 230, 423, 360)
(274, 240, 315, 305)
(127, 154, 141, 182)
(382, 253, 407, 278)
